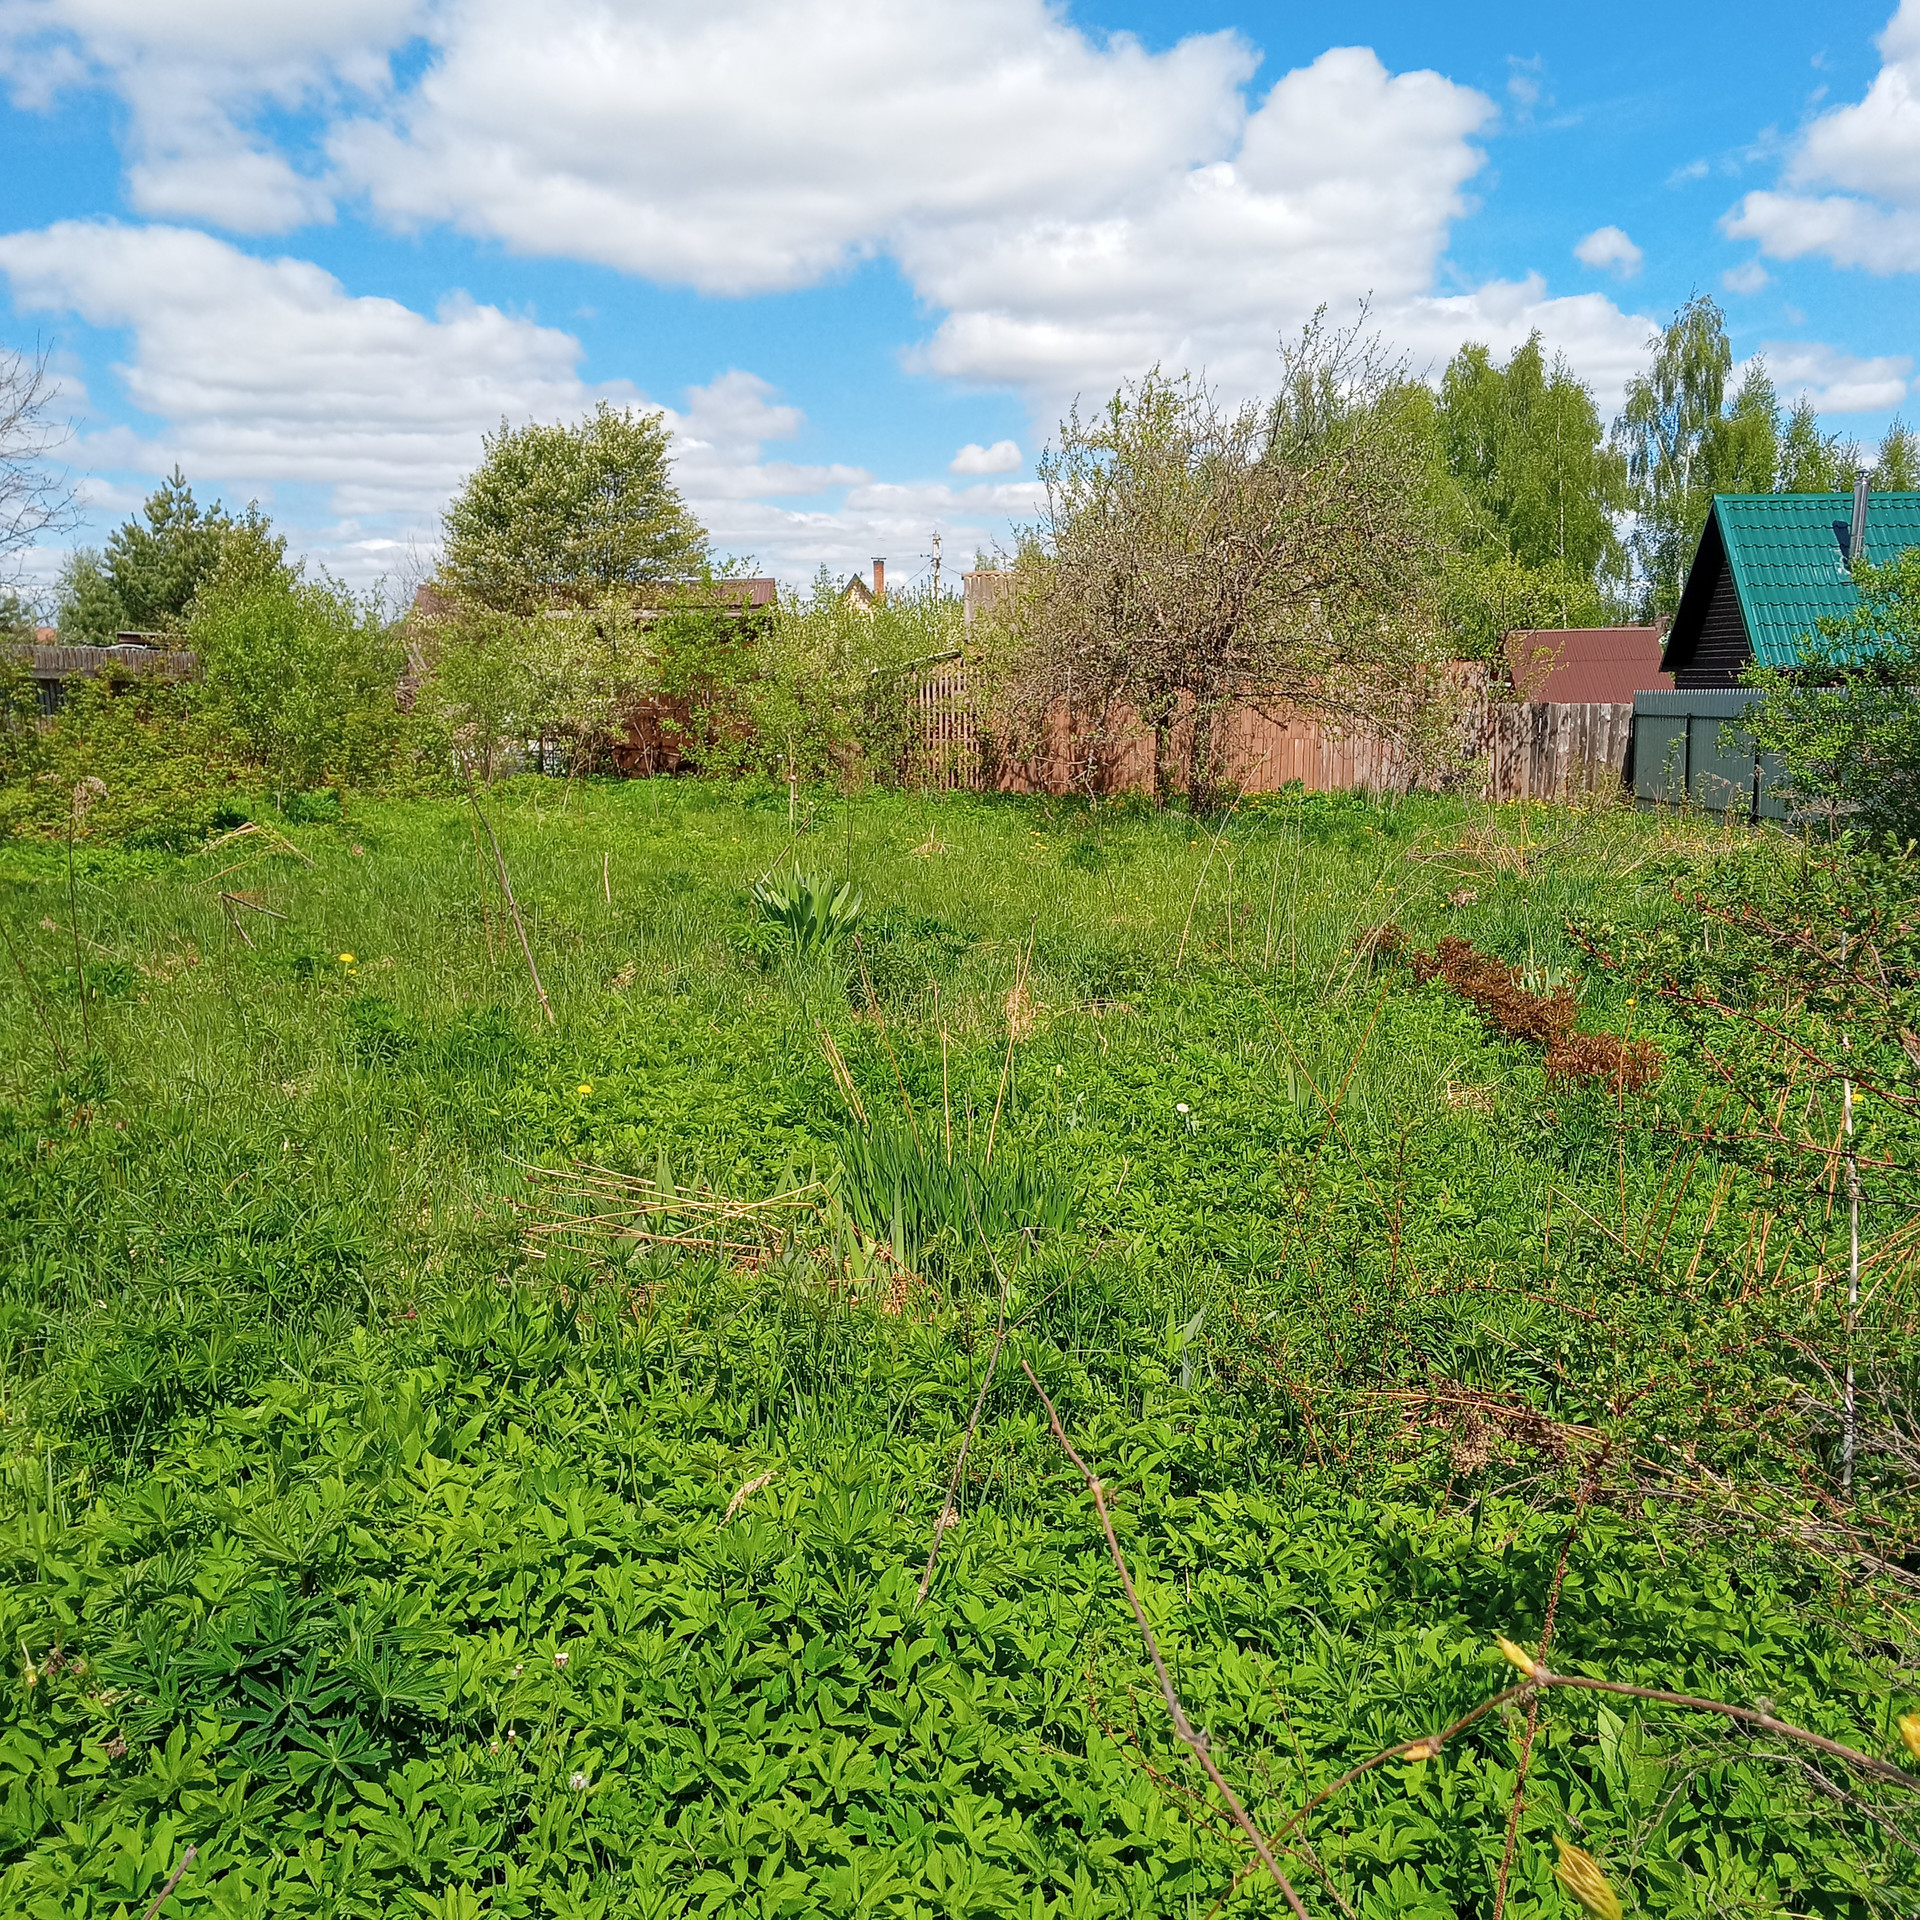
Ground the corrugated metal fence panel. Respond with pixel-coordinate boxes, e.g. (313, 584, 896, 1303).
(1757, 747, 1793, 821)
(1631, 690, 1767, 815)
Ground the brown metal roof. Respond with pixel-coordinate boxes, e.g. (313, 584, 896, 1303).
(1504, 627, 1673, 704)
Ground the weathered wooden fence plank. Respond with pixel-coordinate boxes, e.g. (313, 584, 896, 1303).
(911, 672, 1633, 804)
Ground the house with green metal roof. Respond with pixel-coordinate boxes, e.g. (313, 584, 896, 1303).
(1659, 487, 1920, 689)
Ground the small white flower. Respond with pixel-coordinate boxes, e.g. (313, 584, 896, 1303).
(512, 1664, 522, 1676)
(1175, 1102, 1189, 1113)
(553, 1650, 570, 1669)
(507, 1730, 517, 1743)
(569, 1771, 589, 1792)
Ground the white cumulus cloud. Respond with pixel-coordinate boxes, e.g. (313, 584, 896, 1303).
(1573, 225, 1643, 277)
(0, 220, 612, 514)
(950, 440, 1022, 475)
(1754, 340, 1913, 412)
(0, 0, 420, 230)
(1725, 0, 1920, 271)
(0, 220, 1032, 583)
(0, 0, 1666, 421)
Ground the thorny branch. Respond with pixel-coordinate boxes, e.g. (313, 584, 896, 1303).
(1021, 1358, 1313, 1920)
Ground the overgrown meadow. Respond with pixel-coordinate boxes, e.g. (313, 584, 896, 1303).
(1, 780, 1916, 1920)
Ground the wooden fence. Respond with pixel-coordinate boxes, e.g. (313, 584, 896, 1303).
(911, 670, 1635, 805)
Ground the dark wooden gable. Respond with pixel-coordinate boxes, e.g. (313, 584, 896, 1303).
(1660, 508, 1754, 690)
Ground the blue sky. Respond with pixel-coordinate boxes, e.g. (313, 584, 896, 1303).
(1, 0, 1916, 600)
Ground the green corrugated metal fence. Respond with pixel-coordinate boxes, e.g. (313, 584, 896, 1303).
(1631, 690, 1792, 819)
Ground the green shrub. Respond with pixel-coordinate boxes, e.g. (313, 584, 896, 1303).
(188, 562, 408, 793)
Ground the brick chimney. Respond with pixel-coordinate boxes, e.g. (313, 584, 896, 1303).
(871, 557, 885, 601)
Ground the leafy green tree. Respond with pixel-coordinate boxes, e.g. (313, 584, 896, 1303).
(691, 570, 960, 784)
(1437, 332, 1627, 583)
(1876, 418, 1918, 491)
(1014, 326, 1454, 807)
(1614, 296, 1747, 617)
(1709, 362, 1782, 495)
(1746, 547, 1920, 836)
(188, 558, 405, 791)
(1778, 397, 1860, 494)
(1433, 333, 1627, 642)
(0, 588, 35, 637)
(56, 470, 286, 642)
(1613, 298, 1877, 615)
(440, 402, 709, 613)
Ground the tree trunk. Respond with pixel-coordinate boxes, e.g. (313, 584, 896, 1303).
(1152, 715, 1175, 805)
(1187, 702, 1217, 814)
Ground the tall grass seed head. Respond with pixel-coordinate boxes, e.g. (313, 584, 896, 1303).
(1552, 1835, 1623, 1920)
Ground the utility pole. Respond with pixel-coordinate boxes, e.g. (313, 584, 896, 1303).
(930, 529, 942, 600)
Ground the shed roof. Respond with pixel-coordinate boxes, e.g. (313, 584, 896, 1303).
(1664, 491, 1920, 674)
(1505, 627, 1672, 703)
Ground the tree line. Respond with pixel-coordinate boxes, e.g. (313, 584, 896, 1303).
(0, 291, 1913, 826)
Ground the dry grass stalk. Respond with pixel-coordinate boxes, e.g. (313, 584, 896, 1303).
(1021, 1358, 1312, 1920)
(919, 1233, 1016, 1605)
(984, 931, 1035, 1171)
(724, 1469, 774, 1521)
(198, 820, 313, 882)
(817, 1024, 868, 1124)
(1249, 1643, 1917, 1919)
(138, 1846, 198, 1920)
(467, 780, 554, 1026)
(517, 1162, 822, 1264)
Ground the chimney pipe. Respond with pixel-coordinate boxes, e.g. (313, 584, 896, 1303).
(871, 557, 885, 601)
(1849, 469, 1870, 568)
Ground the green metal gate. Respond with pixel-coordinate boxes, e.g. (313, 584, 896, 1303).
(1631, 690, 1792, 820)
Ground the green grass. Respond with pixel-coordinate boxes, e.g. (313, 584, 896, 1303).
(0, 778, 1912, 1919)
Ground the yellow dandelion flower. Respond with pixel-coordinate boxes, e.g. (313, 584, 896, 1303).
(1898, 1713, 1920, 1764)
(1552, 1836, 1623, 1920)
(339, 952, 355, 965)
(578, 1082, 593, 1096)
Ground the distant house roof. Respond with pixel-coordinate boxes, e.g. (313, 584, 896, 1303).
(842, 558, 887, 609)
(1505, 627, 1672, 704)
(1662, 491, 1920, 686)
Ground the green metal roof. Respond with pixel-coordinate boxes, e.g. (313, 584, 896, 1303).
(1715, 490, 1920, 668)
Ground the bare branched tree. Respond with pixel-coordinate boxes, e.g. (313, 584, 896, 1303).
(0, 343, 76, 593)
(998, 315, 1459, 807)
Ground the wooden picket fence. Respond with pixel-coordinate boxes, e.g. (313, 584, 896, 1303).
(910, 669, 1634, 805)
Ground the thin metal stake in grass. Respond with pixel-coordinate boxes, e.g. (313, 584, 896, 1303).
(1842, 930, 1861, 1493)
(468, 780, 555, 1026)
(1021, 1358, 1312, 1920)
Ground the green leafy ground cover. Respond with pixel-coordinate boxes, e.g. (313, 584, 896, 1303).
(0, 782, 1915, 1919)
